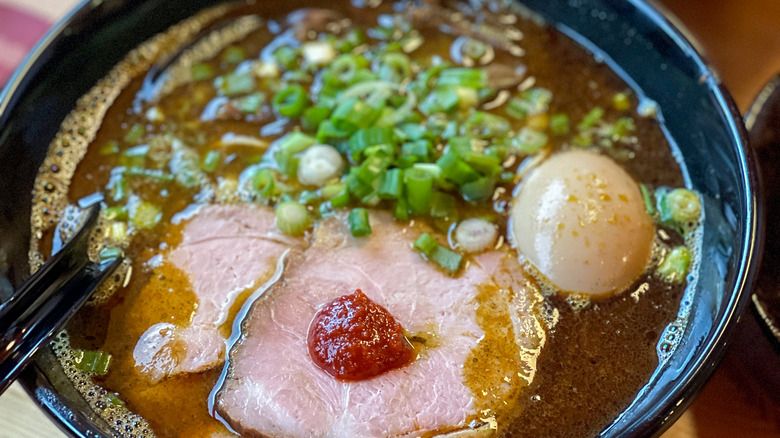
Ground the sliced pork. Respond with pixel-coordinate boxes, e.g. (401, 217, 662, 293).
(215, 211, 546, 437)
(133, 204, 298, 383)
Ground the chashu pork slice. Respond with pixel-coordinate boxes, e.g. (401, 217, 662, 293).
(215, 211, 546, 437)
(133, 204, 299, 383)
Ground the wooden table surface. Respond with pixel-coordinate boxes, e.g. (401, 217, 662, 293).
(1, 0, 779, 437)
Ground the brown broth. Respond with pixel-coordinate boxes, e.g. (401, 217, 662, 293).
(33, 1, 689, 437)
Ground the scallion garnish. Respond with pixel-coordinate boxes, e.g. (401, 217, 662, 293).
(404, 167, 434, 215)
(378, 168, 403, 199)
(436, 68, 487, 89)
(657, 246, 691, 283)
(275, 201, 311, 236)
(272, 84, 309, 118)
(201, 150, 221, 173)
(413, 233, 463, 274)
(431, 245, 463, 274)
(414, 233, 438, 256)
(73, 350, 112, 375)
(348, 208, 372, 237)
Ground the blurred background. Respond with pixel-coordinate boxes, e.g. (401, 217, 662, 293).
(0, 0, 779, 437)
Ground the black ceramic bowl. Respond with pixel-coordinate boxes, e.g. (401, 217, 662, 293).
(0, 0, 762, 437)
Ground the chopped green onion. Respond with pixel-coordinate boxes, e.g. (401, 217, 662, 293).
(251, 168, 276, 198)
(437, 68, 487, 89)
(431, 245, 463, 274)
(302, 105, 331, 132)
(363, 143, 395, 159)
(123, 123, 146, 144)
(346, 167, 374, 199)
(191, 62, 215, 81)
(398, 140, 430, 168)
(361, 191, 381, 207)
(99, 247, 123, 260)
(437, 152, 479, 185)
(73, 350, 112, 375)
(378, 52, 411, 83)
(579, 107, 605, 131)
(419, 87, 460, 115)
(216, 72, 256, 97)
(107, 393, 125, 407)
(330, 54, 360, 85)
(221, 45, 247, 64)
(407, 163, 438, 180)
(275, 132, 313, 177)
(201, 150, 221, 173)
(104, 206, 128, 221)
(338, 28, 366, 52)
(549, 113, 571, 136)
(299, 190, 321, 205)
(461, 177, 495, 202)
(378, 168, 403, 199)
(322, 183, 346, 200)
(460, 38, 487, 61)
(235, 92, 265, 114)
(348, 208, 372, 237)
(612, 92, 631, 111)
(405, 167, 434, 215)
(282, 70, 313, 83)
(100, 140, 120, 156)
(316, 120, 353, 144)
(272, 84, 308, 118)
(639, 184, 656, 216)
(448, 137, 501, 176)
(357, 154, 393, 185)
(277, 154, 300, 178)
(277, 132, 316, 155)
(609, 117, 636, 138)
(131, 202, 162, 230)
(349, 126, 395, 160)
(332, 98, 381, 131)
(510, 127, 549, 154)
(429, 191, 456, 219)
(573, 132, 594, 147)
(462, 111, 510, 138)
(658, 188, 701, 226)
(330, 186, 351, 208)
(506, 88, 553, 119)
(455, 87, 479, 109)
(273, 46, 299, 70)
(414, 233, 438, 256)
(275, 201, 311, 236)
(398, 123, 433, 141)
(657, 246, 691, 283)
(394, 197, 409, 221)
(411, 63, 450, 95)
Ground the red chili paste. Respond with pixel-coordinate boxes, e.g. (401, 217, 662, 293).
(307, 289, 414, 381)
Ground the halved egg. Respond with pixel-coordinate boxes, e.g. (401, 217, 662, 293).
(510, 149, 654, 297)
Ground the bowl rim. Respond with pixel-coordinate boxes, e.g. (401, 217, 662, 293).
(0, 0, 762, 437)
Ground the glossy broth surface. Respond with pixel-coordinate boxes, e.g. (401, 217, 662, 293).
(30, 1, 692, 437)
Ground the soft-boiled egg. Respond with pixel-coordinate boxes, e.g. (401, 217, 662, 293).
(510, 149, 654, 297)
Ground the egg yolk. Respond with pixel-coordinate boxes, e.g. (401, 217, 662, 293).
(510, 149, 655, 297)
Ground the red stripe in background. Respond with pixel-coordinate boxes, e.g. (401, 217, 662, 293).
(0, 5, 52, 84)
